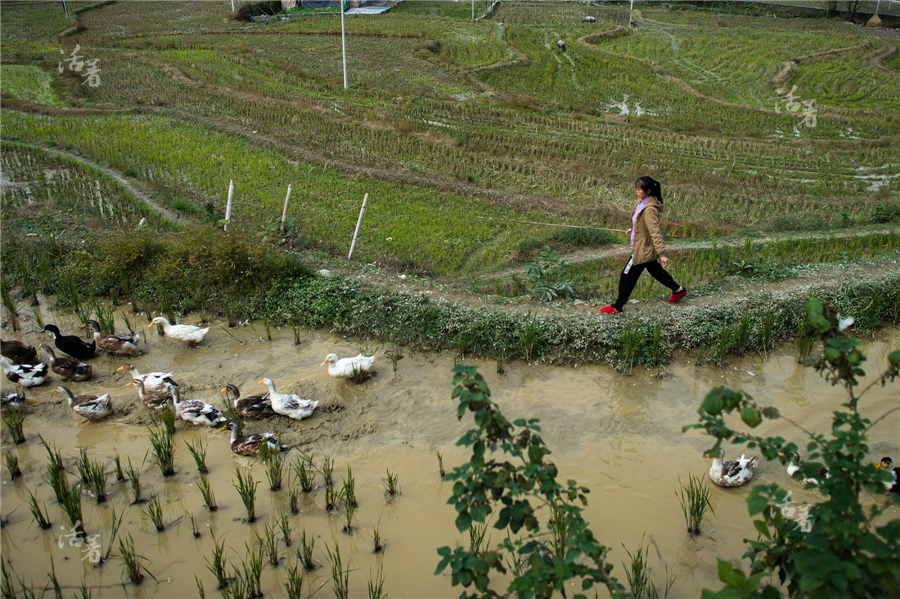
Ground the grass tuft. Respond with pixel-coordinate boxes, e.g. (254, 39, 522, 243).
(677, 473, 713, 536)
(233, 466, 259, 523)
(4, 407, 26, 444)
(145, 496, 165, 532)
(26, 489, 51, 529)
(148, 425, 175, 477)
(185, 437, 209, 474)
(198, 473, 217, 511)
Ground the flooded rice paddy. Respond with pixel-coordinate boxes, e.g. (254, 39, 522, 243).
(1, 302, 898, 598)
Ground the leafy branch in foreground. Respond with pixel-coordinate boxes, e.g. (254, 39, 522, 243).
(687, 298, 900, 599)
(435, 365, 623, 599)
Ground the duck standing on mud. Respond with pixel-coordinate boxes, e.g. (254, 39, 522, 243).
(42, 324, 96, 360)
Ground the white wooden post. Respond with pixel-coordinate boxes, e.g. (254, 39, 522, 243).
(341, 0, 348, 90)
(231, 0, 235, 12)
(347, 192, 369, 260)
(224, 179, 234, 231)
(281, 184, 293, 231)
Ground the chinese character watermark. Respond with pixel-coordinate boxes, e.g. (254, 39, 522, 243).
(58, 45, 101, 88)
(769, 491, 813, 533)
(774, 85, 817, 128)
(57, 522, 102, 563)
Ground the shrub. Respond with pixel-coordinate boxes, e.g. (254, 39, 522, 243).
(687, 298, 900, 598)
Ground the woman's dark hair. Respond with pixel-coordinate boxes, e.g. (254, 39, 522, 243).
(636, 176, 662, 204)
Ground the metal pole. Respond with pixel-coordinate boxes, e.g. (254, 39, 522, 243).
(224, 179, 235, 231)
(875, 0, 880, 13)
(280, 184, 293, 231)
(472, 0, 475, 19)
(62, 0, 69, 19)
(231, 0, 235, 12)
(347, 193, 369, 259)
(341, 0, 348, 90)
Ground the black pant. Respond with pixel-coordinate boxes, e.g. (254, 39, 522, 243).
(613, 256, 680, 311)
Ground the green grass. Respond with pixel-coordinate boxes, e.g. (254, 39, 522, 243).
(0, 65, 65, 107)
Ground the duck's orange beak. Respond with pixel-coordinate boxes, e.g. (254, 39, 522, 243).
(320, 359, 328, 366)
(220, 387, 227, 393)
(146, 323, 154, 328)
(50, 389, 58, 393)
(705, 456, 711, 461)
(258, 379, 265, 384)
(116, 366, 125, 371)
(875, 463, 882, 469)
(778, 452, 784, 457)
(126, 382, 134, 387)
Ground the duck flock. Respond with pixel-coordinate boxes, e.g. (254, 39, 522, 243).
(1, 320, 898, 493)
(1, 319, 375, 458)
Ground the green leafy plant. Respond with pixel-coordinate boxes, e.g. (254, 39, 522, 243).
(525, 246, 575, 302)
(687, 298, 900, 598)
(436, 365, 623, 598)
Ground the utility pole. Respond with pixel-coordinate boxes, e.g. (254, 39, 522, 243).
(62, 0, 69, 19)
(472, 0, 475, 19)
(341, 0, 348, 90)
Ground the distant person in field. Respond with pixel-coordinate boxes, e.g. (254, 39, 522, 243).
(599, 176, 686, 314)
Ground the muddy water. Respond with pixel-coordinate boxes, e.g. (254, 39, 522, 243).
(1, 302, 898, 598)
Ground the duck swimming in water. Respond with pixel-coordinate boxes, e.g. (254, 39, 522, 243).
(707, 447, 758, 488)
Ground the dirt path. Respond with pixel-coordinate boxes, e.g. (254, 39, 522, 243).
(6, 140, 182, 223)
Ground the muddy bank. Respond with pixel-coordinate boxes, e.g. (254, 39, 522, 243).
(1, 301, 898, 598)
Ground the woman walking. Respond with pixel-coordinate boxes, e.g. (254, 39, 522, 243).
(599, 176, 686, 314)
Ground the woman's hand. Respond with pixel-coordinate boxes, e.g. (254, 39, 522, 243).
(660, 255, 669, 268)
(626, 228, 632, 236)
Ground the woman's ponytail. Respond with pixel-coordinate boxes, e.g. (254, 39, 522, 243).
(635, 176, 663, 204)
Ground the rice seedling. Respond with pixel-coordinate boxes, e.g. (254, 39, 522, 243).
(287, 486, 300, 514)
(219, 392, 243, 431)
(735, 307, 753, 355)
(187, 511, 201, 538)
(119, 534, 152, 585)
(325, 542, 350, 599)
(520, 315, 542, 362)
(46, 454, 69, 504)
(145, 496, 165, 532)
(4, 406, 26, 444)
(233, 466, 259, 523)
(321, 455, 334, 487)
(28, 305, 43, 329)
(158, 404, 177, 436)
(350, 364, 370, 385)
(325, 484, 338, 512)
(47, 557, 62, 599)
(342, 466, 357, 508)
(677, 473, 713, 536)
(91, 300, 116, 335)
(121, 314, 136, 335)
(185, 437, 209, 474)
(198, 473, 217, 511)
(279, 512, 293, 547)
(548, 502, 569, 558)
(85, 457, 108, 503)
(298, 528, 317, 571)
(76, 577, 92, 599)
(196, 575, 206, 599)
(205, 536, 229, 590)
(382, 469, 400, 498)
(285, 564, 304, 599)
(711, 324, 734, 367)
(76, 451, 92, 484)
(796, 320, 816, 361)
(367, 565, 386, 599)
(102, 506, 124, 563)
(621, 321, 646, 375)
(40, 435, 65, 471)
(468, 521, 489, 556)
(112, 452, 126, 482)
(260, 520, 280, 566)
(5, 453, 21, 480)
(60, 484, 84, 534)
(124, 454, 146, 504)
(649, 323, 663, 369)
(262, 314, 272, 341)
(372, 521, 384, 553)
(148, 424, 175, 477)
(0, 561, 13, 599)
(242, 542, 264, 597)
(436, 450, 445, 477)
(342, 489, 357, 533)
(261, 443, 284, 491)
(293, 454, 315, 493)
(385, 347, 402, 372)
(26, 490, 51, 529)
(1, 284, 20, 332)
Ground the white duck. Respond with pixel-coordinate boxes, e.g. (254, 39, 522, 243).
(321, 353, 375, 378)
(171, 386, 225, 427)
(117, 364, 176, 390)
(707, 447, 758, 488)
(258, 378, 318, 421)
(1, 356, 49, 387)
(148, 317, 209, 344)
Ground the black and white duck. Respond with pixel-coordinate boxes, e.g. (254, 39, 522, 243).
(224, 421, 286, 456)
(221, 384, 275, 419)
(0, 390, 26, 409)
(42, 324, 96, 360)
(53, 385, 113, 421)
(84, 320, 140, 355)
(0, 356, 49, 387)
(876, 457, 899, 495)
(707, 447, 759, 488)
(117, 364, 176, 390)
(41, 344, 92, 382)
(0, 339, 37, 365)
(171, 387, 225, 427)
(782, 451, 829, 487)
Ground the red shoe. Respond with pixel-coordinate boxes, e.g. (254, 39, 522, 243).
(599, 305, 622, 315)
(668, 288, 687, 303)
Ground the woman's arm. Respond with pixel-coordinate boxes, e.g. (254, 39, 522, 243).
(644, 206, 667, 261)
